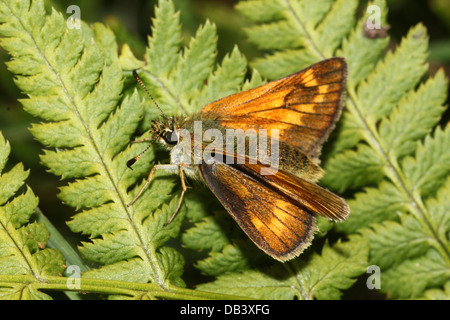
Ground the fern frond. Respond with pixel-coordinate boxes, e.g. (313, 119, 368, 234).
(0, 0, 185, 293)
(421, 281, 450, 300)
(336, 24, 449, 298)
(237, 0, 358, 78)
(237, 0, 449, 298)
(0, 132, 65, 299)
(197, 236, 368, 300)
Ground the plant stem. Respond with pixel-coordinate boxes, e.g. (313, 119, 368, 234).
(0, 275, 249, 300)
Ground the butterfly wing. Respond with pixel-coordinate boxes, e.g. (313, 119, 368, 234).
(200, 58, 347, 159)
(233, 162, 349, 222)
(200, 161, 320, 262)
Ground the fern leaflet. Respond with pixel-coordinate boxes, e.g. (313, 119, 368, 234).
(0, 132, 65, 299)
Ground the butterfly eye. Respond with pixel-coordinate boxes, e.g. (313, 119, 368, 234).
(163, 130, 178, 145)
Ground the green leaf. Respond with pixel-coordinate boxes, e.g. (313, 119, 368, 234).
(235, 0, 286, 23)
(322, 145, 384, 192)
(171, 20, 217, 113)
(296, 238, 368, 300)
(379, 70, 447, 160)
(191, 46, 247, 110)
(83, 258, 152, 283)
(198, 266, 297, 300)
(355, 24, 429, 122)
(181, 215, 231, 253)
(0, 0, 180, 290)
(195, 244, 252, 276)
(238, 0, 358, 79)
(145, 0, 182, 76)
(314, 0, 358, 57)
(363, 216, 430, 270)
(250, 48, 318, 80)
(402, 126, 450, 197)
(245, 20, 304, 51)
(337, 0, 389, 87)
(0, 131, 65, 299)
(421, 281, 450, 300)
(336, 181, 404, 234)
(197, 237, 368, 300)
(382, 249, 450, 298)
(424, 177, 450, 243)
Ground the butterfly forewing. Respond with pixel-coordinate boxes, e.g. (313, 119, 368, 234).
(200, 58, 347, 159)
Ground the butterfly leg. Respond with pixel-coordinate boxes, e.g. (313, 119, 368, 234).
(127, 163, 179, 207)
(131, 137, 153, 144)
(164, 166, 188, 226)
(127, 163, 188, 226)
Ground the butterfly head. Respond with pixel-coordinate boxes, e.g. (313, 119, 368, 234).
(150, 116, 185, 148)
(127, 70, 191, 169)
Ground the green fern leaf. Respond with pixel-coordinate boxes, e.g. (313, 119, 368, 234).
(322, 145, 384, 192)
(421, 282, 450, 300)
(313, 0, 358, 57)
(355, 25, 428, 122)
(379, 70, 447, 160)
(338, 181, 403, 233)
(145, 0, 181, 76)
(197, 236, 368, 300)
(194, 243, 255, 276)
(402, 126, 450, 198)
(198, 266, 297, 300)
(182, 215, 231, 253)
(363, 216, 430, 270)
(191, 46, 247, 110)
(237, 0, 358, 78)
(336, 0, 389, 87)
(382, 249, 449, 298)
(335, 22, 448, 300)
(366, 175, 450, 298)
(0, 0, 185, 291)
(0, 132, 65, 299)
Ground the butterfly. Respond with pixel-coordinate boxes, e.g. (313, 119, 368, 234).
(127, 57, 349, 262)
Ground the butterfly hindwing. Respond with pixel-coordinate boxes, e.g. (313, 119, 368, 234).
(199, 161, 317, 262)
(235, 162, 350, 222)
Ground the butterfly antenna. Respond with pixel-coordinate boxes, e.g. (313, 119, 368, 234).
(126, 134, 161, 169)
(133, 69, 167, 120)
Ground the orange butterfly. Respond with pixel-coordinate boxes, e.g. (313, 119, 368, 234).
(128, 57, 349, 262)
